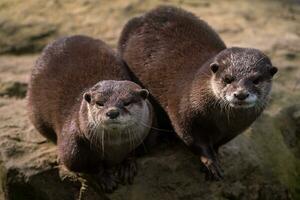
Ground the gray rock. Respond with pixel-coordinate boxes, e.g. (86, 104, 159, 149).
(0, 98, 298, 200)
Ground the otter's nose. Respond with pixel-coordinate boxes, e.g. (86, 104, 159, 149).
(106, 109, 120, 119)
(234, 92, 249, 101)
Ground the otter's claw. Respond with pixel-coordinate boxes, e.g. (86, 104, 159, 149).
(118, 158, 137, 184)
(97, 171, 120, 193)
(200, 156, 224, 181)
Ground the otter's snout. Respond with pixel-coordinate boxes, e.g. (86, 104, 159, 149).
(226, 88, 257, 108)
(106, 108, 120, 119)
(234, 91, 249, 101)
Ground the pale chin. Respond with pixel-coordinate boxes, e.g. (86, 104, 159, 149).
(229, 102, 256, 108)
(225, 94, 257, 109)
(102, 119, 135, 129)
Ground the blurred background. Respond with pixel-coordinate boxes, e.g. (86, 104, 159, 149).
(0, 0, 299, 200)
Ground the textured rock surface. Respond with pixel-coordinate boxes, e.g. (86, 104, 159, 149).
(0, 0, 299, 199)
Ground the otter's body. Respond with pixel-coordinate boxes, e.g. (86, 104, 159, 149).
(119, 6, 277, 179)
(28, 35, 154, 192)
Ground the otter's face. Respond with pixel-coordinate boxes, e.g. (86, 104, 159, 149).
(210, 48, 278, 109)
(83, 81, 149, 130)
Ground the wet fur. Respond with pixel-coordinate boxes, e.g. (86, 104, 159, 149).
(27, 35, 153, 174)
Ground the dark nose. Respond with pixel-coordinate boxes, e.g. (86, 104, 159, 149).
(234, 92, 249, 100)
(106, 109, 120, 119)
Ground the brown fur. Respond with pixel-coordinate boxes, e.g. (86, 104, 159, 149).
(118, 6, 277, 179)
(27, 35, 155, 192)
(28, 35, 129, 141)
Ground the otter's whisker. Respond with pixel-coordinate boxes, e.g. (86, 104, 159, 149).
(136, 123, 147, 152)
(128, 128, 133, 152)
(132, 115, 174, 133)
(131, 129, 136, 152)
(101, 129, 105, 158)
(130, 120, 144, 152)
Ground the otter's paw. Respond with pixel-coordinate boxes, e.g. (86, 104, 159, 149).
(200, 156, 224, 181)
(97, 171, 120, 193)
(117, 158, 137, 184)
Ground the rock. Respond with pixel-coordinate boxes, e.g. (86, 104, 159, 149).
(0, 97, 298, 200)
(0, 20, 57, 54)
(0, 98, 108, 200)
(0, 81, 27, 98)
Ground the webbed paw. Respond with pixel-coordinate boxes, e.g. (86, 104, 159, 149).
(200, 156, 224, 181)
(117, 158, 137, 184)
(97, 170, 120, 193)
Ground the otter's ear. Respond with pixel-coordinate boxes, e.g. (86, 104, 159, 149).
(138, 89, 149, 99)
(83, 92, 92, 103)
(270, 66, 278, 76)
(210, 62, 219, 73)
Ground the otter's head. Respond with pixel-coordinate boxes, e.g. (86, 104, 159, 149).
(82, 80, 149, 130)
(210, 47, 277, 109)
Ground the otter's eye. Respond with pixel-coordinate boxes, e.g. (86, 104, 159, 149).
(123, 101, 131, 107)
(253, 77, 261, 85)
(96, 102, 104, 107)
(224, 75, 234, 84)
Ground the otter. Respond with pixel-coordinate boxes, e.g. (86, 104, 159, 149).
(118, 6, 278, 180)
(27, 35, 154, 192)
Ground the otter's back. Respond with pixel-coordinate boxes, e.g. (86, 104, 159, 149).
(119, 6, 226, 106)
(28, 35, 129, 140)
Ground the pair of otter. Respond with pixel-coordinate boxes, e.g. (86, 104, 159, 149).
(28, 5, 277, 192)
